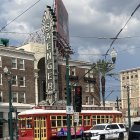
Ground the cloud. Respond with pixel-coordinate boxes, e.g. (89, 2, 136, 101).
(0, 0, 140, 69)
(77, 46, 102, 62)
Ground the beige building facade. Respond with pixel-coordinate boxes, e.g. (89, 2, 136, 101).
(120, 68, 140, 123)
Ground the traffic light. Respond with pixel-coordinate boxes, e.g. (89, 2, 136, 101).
(64, 86, 71, 103)
(74, 86, 82, 112)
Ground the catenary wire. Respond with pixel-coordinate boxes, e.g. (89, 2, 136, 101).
(105, 3, 140, 57)
(0, 0, 41, 32)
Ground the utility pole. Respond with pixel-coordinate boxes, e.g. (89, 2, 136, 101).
(126, 85, 131, 128)
(3, 67, 14, 140)
(116, 96, 121, 111)
(66, 54, 71, 140)
(8, 78, 14, 140)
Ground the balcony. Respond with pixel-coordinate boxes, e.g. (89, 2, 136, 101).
(84, 77, 96, 83)
(65, 75, 79, 81)
(69, 75, 79, 80)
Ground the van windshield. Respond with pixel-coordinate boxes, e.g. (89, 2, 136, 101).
(131, 122, 140, 131)
(90, 125, 105, 130)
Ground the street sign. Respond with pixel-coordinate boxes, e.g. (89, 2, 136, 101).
(74, 112, 79, 122)
(66, 106, 73, 114)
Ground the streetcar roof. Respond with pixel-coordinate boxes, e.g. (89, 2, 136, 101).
(18, 109, 122, 116)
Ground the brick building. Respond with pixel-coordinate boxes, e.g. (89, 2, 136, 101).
(0, 41, 35, 139)
(58, 60, 100, 105)
(19, 42, 101, 106)
(0, 41, 101, 139)
(120, 68, 140, 123)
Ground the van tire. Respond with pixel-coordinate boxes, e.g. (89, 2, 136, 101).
(118, 133, 124, 140)
(100, 135, 105, 140)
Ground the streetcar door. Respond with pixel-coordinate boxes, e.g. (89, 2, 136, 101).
(34, 117, 47, 140)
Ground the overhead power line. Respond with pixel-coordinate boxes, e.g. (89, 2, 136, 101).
(105, 3, 140, 57)
(2, 31, 140, 40)
(0, 31, 30, 34)
(0, 0, 41, 32)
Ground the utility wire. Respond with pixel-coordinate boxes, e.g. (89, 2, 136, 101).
(3, 31, 140, 40)
(0, 0, 41, 32)
(74, 45, 140, 56)
(105, 3, 140, 57)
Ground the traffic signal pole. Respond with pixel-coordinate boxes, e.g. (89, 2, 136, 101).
(66, 54, 71, 140)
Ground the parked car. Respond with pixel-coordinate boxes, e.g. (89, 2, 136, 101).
(82, 123, 127, 140)
(128, 121, 140, 140)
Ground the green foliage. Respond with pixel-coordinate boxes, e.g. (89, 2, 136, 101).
(95, 59, 115, 108)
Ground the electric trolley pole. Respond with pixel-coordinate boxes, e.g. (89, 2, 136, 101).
(3, 66, 14, 140)
(126, 85, 131, 128)
(66, 54, 71, 140)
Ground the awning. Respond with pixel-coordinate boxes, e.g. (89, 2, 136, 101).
(0, 118, 8, 123)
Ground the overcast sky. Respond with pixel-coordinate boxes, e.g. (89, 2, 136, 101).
(1, 0, 140, 101)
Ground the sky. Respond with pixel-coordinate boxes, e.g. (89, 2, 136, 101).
(1, 0, 140, 101)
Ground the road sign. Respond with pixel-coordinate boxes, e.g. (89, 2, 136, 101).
(74, 112, 79, 122)
(66, 106, 73, 114)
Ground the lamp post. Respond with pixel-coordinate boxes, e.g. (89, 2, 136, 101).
(3, 66, 14, 140)
(126, 85, 131, 128)
(65, 54, 71, 140)
(110, 48, 117, 64)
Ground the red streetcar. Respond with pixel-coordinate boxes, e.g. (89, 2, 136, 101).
(18, 108, 123, 140)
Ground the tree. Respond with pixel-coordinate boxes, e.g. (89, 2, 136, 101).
(96, 59, 115, 108)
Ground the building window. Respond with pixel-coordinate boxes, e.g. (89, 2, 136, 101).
(85, 69, 89, 77)
(92, 98, 95, 105)
(71, 68, 76, 76)
(0, 92, 3, 102)
(12, 58, 17, 69)
(0, 56, 2, 67)
(89, 70, 93, 78)
(90, 84, 94, 92)
(19, 92, 26, 103)
(12, 75, 17, 86)
(0, 74, 2, 85)
(19, 59, 25, 69)
(85, 84, 89, 92)
(122, 77, 125, 80)
(19, 76, 25, 87)
(12, 92, 18, 102)
(86, 96, 90, 104)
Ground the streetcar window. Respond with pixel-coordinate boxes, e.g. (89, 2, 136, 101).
(57, 116, 62, 126)
(92, 115, 97, 125)
(84, 116, 90, 126)
(92, 120, 96, 125)
(51, 116, 56, 119)
(51, 116, 56, 127)
(21, 118, 26, 128)
(51, 115, 68, 127)
(26, 117, 32, 129)
(78, 116, 83, 126)
(62, 116, 67, 126)
(97, 116, 100, 124)
(101, 116, 105, 123)
(51, 120, 56, 127)
(92, 116, 96, 119)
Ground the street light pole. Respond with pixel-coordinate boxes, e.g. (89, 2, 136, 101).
(66, 54, 71, 140)
(126, 85, 131, 128)
(3, 66, 14, 140)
